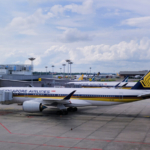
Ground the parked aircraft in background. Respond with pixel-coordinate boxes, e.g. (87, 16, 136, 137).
(134, 75, 142, 79)
(73, 75, 84, 81)
(67, 76, 135, 89)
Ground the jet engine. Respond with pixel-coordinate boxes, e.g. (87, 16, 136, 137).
(23, 101, 47, 113)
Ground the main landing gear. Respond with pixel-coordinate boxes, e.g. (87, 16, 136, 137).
(56, 110, 68, 115)
(67, 107, 78, 112)
(56, 107, 78, 115)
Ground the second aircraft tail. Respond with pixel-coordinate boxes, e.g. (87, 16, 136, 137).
(78, 75, 84, 81)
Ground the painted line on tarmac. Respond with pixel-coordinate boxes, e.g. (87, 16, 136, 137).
(0, 111, 13, 116)
(0, 123, 12, 134)
(0, 140, 102, 150)
(12, 132, 150, 145)
(1, 123, 150, 146)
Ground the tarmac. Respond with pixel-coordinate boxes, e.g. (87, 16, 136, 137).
(0, 99, 150, 150)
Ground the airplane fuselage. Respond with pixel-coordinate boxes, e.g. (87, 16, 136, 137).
(1, 87, 148, 107)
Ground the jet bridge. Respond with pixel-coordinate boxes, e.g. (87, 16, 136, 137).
(0, 90, 13, 104)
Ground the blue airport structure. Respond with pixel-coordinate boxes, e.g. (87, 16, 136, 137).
(0, 64, 33, 75)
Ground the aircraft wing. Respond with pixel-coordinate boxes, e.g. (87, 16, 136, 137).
(25, 90, 79, 111)
(42, 90, 76, 104)
(26, 90, 76, 105)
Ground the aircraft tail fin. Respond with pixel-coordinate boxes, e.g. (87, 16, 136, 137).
(114, 76, 128, 88)
(131, 71, 150, 90)
(117, 73, 120, 76)
(122, 76, 129, 82)
(92, 74, 95, 81)
(78, 74, 84, 81)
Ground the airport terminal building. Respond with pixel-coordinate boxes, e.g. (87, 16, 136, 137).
(119, 70, 148, 77)
(0, 64, 33, 75)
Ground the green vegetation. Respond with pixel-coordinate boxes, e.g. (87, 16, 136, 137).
(99, 79, 116, 82)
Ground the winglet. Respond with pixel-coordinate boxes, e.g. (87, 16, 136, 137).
(114, 82, 120, 88)
(63, 90, 76, 100)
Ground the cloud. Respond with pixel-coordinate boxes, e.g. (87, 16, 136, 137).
(42, 38, 150, 65)
(94, 0, 150, 16)
(58, 28, 92, 42)
(6, 9, 53, 35)
(51, 0, 93, 15)
(1, 37, 150, 72)
(77, 39, 150, 63)
(2, 0, 150, 72)
(44, 45, 67, 55)
(122, 16, 150, 28)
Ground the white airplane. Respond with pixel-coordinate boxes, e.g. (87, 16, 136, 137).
(66, 82, 136, 89)
(1, 71, 150, 115)
(135, 75, 142, 79)
(67, 76, 136, 89)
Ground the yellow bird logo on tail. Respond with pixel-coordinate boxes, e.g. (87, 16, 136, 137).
(140, 72, 150, 88)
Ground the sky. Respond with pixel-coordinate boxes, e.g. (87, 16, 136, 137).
(0, 0, 150, 73)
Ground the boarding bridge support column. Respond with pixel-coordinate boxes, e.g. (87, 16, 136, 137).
(0, 90, 13, 104)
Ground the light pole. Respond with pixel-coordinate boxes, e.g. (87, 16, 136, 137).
(69, 62, 73, 79)
(51, 65, 54, 77)
(89, 67, 91, 76)
(60, 68, 62, 74)
(28, 57, 36, 86)
(66, 59, 70, 78)
(62, 64, 66, 78)
(45, 66, 48, 75)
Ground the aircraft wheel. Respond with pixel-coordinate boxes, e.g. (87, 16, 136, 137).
(67, 107, 73, 112)
(63, 110, 68, 115)
(72, 107, 77, 112)
(56, 111, 62, 115)
(73, 107, 78, 112)
(57, 110, 68, 115)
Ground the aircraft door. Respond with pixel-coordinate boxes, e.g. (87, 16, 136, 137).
(119, 92, 123, 101)
(24, 90, 28, 98)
